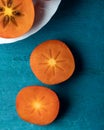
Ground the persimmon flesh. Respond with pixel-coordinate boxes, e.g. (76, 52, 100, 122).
(30, 40, 75, 85)
(0, 0, 35, 38)
(16, 86, 60, 125)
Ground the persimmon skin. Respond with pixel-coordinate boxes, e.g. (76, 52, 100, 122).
(0, 0, 35, 38)
(16, 86, 60, 125)
(30, 40, 75, 85)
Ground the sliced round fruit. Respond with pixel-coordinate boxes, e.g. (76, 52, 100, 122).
(16, 86, 60, 125)
(0, 0, 35, 38)
(30, 40, 75, 85)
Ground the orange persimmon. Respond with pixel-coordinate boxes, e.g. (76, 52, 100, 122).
(30, 40, 75, 85)
(0, 0, 35, 38)
(16, 86, 60, 125)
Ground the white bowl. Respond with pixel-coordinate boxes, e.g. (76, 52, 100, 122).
(0, 0, 61, 44)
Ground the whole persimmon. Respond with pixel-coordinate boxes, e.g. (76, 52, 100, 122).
(0, 0, 35, 38)
(30, 40, 75, 85)
(16, 86, 60, 125)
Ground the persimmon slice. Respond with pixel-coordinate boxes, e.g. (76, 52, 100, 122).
(0, 0, 35, 38)
(30, 40, 75, 85)
(16, 86, 60, 125)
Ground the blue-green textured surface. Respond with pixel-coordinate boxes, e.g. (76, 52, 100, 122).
(0, 0, 104, 130)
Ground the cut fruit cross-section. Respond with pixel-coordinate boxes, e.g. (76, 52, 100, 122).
(16, 86, 60, 125)
(0, 0, 35, 38)
(30, 40, 75, 85)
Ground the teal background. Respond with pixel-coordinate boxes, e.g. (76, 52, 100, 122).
(0, 0, 104, 129)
